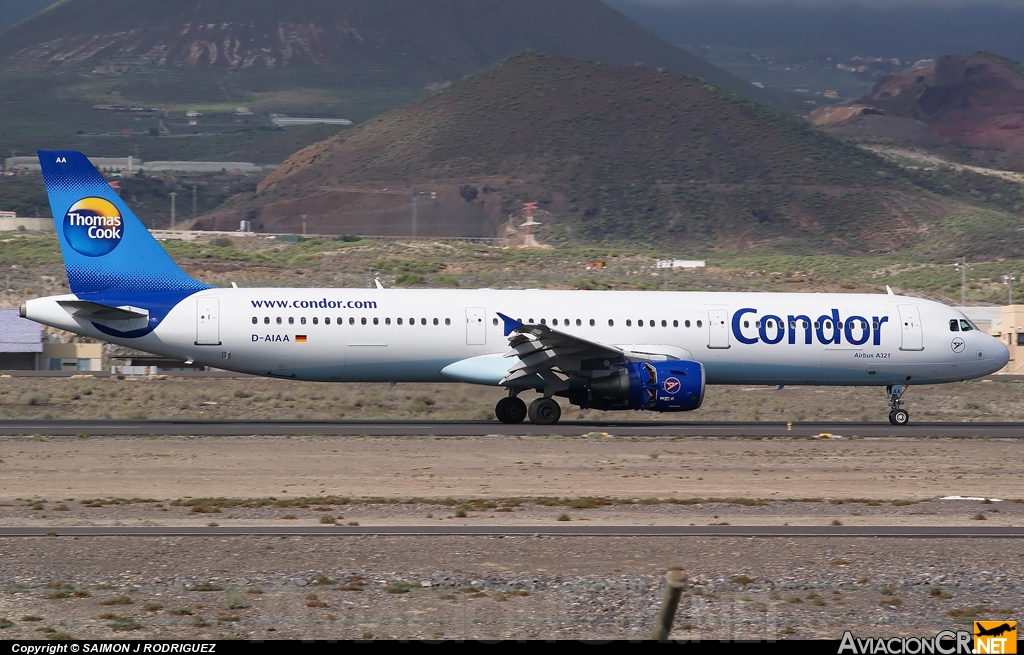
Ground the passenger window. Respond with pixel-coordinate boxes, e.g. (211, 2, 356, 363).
(552, 319, 558, 326)
(672, 320, 678, 327)
(626, 320, 632, 327)
(385, 318, 391, 325)
(409, 318, 414, 325)
(300, 317, 306, 325)
(608, 319, 614, 327)
(589, 319, 595, 326)
(373, 318, 379, 325)
(661, 320, 667, 327)
(814, 321, 820, 329)
(349, 317, 355, 325)
(264, 317, 270, 325)
(872, 321, 878, 330)
(325, 317, 331, 325)
(445, 318, 451, 326)
(696, 320, 703, 328)
(312, 317, 318, 325)
(685, 320, 690, 328)
(638, 320, 643, 327)
(433, 318, 438, 325)
(755, 320, 761, 328)
(288, 317, 295, 325)
(252, 317, 257, 324)
(959, 319, 973, 332)
(361, 317, 367, 325)
(421, 318, 427, 325)
(276, 317, 282, 325)
(540, 318, 547, 325)
(493, 318, 498, 326)
(803, 321, 809, 329)
(576, 319, 582, 327)
(397, 318, 403, 325)
(744, 321, 749, 328)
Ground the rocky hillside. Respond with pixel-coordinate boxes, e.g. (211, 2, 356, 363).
(197, 52, 980, 254)
(810, 52, 1024, 152)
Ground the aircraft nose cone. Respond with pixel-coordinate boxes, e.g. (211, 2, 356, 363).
(996, 341, 1010, 370)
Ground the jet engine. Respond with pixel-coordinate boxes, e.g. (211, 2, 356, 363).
(578, 360, 705, 412)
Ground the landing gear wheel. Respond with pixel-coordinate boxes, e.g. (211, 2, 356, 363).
(495, 397, 527, 424)
(890, 409, 909, 426)
(528, 398, 561, 425)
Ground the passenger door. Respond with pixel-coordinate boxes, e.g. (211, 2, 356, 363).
(195, 297, 220, 345)
(466, 307, 486, 345)
(898, 304, 924, 351)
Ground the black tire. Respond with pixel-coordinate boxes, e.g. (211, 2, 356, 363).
(496, 397, 526, 424)
(888, 411, 897, 425)
(892, 409, 909, 426)
(528, 398, 561, 425)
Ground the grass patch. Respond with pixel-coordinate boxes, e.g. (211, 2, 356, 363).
(99, 595, 132, 606)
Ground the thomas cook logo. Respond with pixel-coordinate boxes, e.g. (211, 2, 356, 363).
(63, 197, 123, 257)
(952, 337, 966, 353)
(974, 621, 1016, 654)
(663, 377, 681, 395)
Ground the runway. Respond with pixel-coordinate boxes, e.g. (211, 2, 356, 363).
(1, 419, 1022, 437)
(1, 525, 1023, 538)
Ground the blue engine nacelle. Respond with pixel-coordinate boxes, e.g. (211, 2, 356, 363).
(582, 360, 705, 412)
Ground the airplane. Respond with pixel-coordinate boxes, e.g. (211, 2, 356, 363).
(20, 151, 1010, 426)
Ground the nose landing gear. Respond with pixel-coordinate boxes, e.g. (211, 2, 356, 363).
(887, 385, 909, 425)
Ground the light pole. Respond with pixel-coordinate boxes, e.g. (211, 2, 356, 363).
(169, 192, 177, 230)
(1005, 275, 1017, 305)
(954, 259, 973, 306)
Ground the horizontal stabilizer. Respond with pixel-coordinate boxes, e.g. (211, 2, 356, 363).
(58, 300, 149, 321)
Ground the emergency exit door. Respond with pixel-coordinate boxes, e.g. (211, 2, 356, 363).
(707, 309, 730, 349)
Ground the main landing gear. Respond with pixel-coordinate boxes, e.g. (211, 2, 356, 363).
(887, 385, 909, 426)
(495, 393, 527, 424)
(494, 391, 562, 425)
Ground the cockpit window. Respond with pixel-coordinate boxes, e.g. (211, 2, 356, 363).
(949, 319, 960, 332)
(959, 319, 974, 332)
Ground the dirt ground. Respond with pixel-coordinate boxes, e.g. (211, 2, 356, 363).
(0, 434, 1021, 517)
(2, 376, 1024, 423)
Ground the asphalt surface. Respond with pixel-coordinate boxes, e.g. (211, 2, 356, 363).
(1, 526, 1022, 538)
(0, 419, 1022, 437)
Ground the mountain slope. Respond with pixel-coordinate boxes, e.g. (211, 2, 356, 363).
(199, 52, 980, 254)
(0, 0, 764, 101)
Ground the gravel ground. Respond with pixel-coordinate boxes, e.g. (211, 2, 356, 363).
(0, 536, 1020, 640)
(2, 376, 1024, 423)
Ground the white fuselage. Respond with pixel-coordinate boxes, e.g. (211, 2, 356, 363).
(23, 288, 1009, 387)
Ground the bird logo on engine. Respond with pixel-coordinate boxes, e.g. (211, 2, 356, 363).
(663, 377, 681, 395)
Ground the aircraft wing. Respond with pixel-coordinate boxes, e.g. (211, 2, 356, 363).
(497, 313, 625, 385)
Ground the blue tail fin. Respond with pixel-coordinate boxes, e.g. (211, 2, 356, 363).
(38, 150, 210, 294)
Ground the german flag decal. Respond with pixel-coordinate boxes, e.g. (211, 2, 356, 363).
(295, 335, 307, 343)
